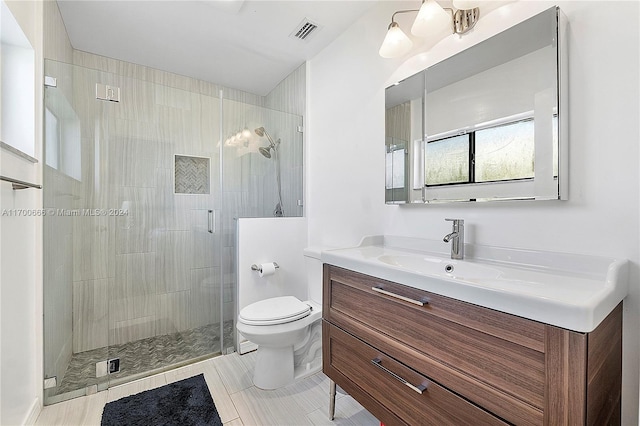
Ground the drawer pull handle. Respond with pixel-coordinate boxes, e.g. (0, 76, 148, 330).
(371, 358, 427, 395)
(371, 286, 429, 306)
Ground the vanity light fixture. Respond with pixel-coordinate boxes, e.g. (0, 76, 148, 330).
(379, 0, 480, 58)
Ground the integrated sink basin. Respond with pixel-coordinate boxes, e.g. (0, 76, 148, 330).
(378, 255, 503, 281)
(321, 235, 628, 332)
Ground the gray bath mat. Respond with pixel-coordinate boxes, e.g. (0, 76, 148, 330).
(101, 374, 222, 426)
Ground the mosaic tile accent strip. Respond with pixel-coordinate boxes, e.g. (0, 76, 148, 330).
(50, 322, 234, 396)
(175, 155, 210, 194)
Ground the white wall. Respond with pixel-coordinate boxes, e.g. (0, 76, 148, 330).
(0, 0, 43, 424)
(237, 217, 308, 310)
(236, 217, 307, 350)
(307, 1, 639, 423)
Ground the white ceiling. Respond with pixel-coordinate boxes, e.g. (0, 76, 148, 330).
(57, 0, 378, 96)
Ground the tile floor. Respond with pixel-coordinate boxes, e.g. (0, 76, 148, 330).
(35, 351, 379, 426)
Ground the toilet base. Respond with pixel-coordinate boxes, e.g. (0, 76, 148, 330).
(237, 301, 323, 390)
(253, 346, 294, 390)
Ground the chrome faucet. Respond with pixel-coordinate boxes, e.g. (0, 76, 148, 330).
(443, 218, 464, 260)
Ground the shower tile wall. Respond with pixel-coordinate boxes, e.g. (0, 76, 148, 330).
(43, 0, 73, 65)
(47, 62, 225, 354)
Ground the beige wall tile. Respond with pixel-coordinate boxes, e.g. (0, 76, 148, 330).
(156, 290, 191, 335)
(156, 231, 191, 293)
(72, 279, 109, 353)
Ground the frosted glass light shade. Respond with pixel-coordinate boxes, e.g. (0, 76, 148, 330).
(452, 0, 482, 9)
(379, 22, 413, 58)
(411, 0, 452, 38)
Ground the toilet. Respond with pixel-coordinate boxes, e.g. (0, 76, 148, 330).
(236, 248, 323, 390)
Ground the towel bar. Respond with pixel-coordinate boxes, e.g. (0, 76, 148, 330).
(0, 175, 42, 190)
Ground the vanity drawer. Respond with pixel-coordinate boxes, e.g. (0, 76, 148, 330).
(324, 265, 545, 423)
(324, 321, 508, 426)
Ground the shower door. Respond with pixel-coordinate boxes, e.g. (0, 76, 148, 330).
(43, 60, 226, 404)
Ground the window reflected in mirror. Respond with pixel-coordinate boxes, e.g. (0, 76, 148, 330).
(425, 135, 469, 186)
(475, 119, 535, 183)
(425, 117, 558, 187)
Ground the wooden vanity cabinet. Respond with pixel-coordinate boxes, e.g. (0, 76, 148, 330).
(322, 265, 622, 426)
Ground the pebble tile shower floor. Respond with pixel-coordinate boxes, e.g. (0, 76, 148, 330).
(51, 322, 234, 396)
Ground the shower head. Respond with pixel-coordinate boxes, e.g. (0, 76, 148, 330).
(255, 126, 276, 147)
(258, 146, 272, 159)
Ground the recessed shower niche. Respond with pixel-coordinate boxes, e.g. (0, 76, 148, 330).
(174, 155, 211, 194)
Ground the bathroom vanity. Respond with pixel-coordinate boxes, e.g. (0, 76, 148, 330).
(321, 236, 627, 425)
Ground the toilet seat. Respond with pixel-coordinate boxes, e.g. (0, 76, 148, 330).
(239, 296, 311, 326)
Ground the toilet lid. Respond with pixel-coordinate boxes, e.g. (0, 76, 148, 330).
(238, 296, 311, 326)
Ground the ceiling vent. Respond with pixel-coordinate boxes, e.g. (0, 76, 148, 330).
(290, 18, 320, 42)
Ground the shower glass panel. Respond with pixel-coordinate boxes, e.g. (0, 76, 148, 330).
(221, 98, 303, 220)
(43, 59, 303, 406)
(43, 60, 94, 404)
(43, 60, 225, 404)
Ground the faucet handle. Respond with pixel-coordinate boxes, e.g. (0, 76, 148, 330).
(445, 218, 464, 224)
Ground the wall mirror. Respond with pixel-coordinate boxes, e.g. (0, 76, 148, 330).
(385, 6, 567, 204)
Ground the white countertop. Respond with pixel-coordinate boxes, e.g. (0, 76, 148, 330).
(321, 236, 628, 332)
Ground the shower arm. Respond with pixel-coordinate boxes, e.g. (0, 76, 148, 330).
(263, 130, 276, 148)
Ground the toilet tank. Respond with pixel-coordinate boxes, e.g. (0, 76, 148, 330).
(303, 247, 324, 305)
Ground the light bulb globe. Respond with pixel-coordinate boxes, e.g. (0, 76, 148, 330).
(411, 0, 452, 39)
(379, 22, 413, 58)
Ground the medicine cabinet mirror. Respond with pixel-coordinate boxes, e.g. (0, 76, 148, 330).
(385, 6, 567, 204)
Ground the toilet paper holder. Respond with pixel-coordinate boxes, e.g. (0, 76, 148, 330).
(251, 262, 280, 273)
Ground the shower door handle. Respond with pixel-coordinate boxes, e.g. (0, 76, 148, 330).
(208, 210, 214, 233)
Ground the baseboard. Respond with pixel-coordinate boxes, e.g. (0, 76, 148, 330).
(24, 397, 41, 425)
(239, 339, 257, 355)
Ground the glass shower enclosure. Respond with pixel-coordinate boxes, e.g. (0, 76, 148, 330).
(43, 59, 303, 404)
